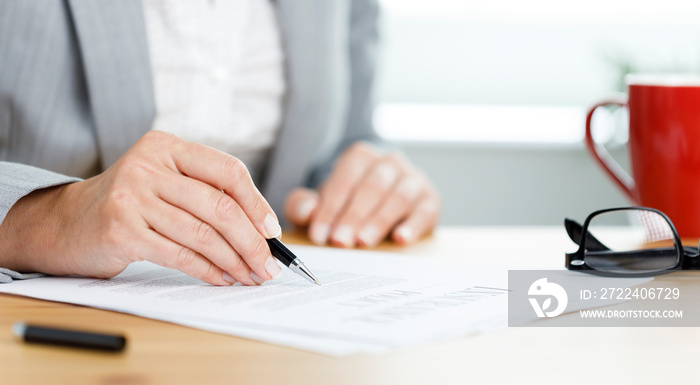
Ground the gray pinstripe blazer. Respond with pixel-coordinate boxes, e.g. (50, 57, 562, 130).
(0, 0, 381, 227)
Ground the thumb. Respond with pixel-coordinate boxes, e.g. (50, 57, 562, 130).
(284, 188, 320, 227)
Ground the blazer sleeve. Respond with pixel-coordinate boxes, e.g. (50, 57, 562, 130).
(0, 162, 80, 283)
(0, 162, 81, 225)
(307, 0, 385, 187)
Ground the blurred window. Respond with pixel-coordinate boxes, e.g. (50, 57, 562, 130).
(375, 0, 700, 144)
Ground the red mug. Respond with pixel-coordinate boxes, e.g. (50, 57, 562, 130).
(586, 74, 700, 238)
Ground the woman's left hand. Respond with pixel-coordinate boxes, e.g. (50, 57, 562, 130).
(284, 141, 441, 248)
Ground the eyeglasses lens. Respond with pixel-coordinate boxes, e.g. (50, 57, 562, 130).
(584, 209, 680, 274)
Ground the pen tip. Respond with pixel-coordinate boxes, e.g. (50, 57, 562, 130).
(314, 280, 322, 286)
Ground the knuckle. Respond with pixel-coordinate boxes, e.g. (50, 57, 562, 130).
(193, 220, 215, 246)
(141, 130, 176, 146)
(250, 194, 269, 217)
(364, 172, 391, 192)
(176, 246, 197, 269)
(393, 187, 415, 207)
(115, 157, 140, 179)
(383, 150, 407, 167)
(212, 192, 237, 222)
(226, 256, 247, 278)
(137, 131, 179, 157)
(141, 129, 163, 143)
(344, 141, 379, 162)
(199, 263, 220, 284)
(366, 161, 402, 191)
(115, 155, 158, 184)
(348, 141, 373, 155)
(396, 175, 423, 203)
(221, 155, 250, 183)
(248, 237, 270, 259)
(103, 187, 136, 216)
(418, 195, 441, 217)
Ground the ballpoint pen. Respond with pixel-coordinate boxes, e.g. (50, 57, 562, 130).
(13, 322, 126, 352)
(267, 238, 321, 285)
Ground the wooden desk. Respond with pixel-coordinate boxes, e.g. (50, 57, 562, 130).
(2, 227, 699, 385)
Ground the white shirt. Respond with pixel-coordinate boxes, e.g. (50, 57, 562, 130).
(142, 0, 285, 182)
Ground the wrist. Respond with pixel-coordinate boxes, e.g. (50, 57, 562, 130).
(0, 184, 70, 273)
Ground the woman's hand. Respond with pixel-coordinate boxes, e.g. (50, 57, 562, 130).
(284, 142, 440, 248)
(0, 131, 282, 286)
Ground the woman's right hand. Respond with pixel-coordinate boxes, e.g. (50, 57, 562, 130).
(0, 131, 282, 286)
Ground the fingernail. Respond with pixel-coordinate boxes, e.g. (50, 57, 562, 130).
(265, 256, 282, 279)
(296, 198, 316, 222)
(333, 225, 355, 247)
(223, 272, 237, 284)
(396, 226, 414, 243)
(358, 225, 379, 247)
(250, 271, 266, 285)
(311, 223, 330, 245)
(264, 213, 282, 239)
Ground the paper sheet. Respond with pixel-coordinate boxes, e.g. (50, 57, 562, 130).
(0, 245, 651, 356)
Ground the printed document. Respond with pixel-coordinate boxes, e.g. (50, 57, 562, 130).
(0, 245, 650, 356)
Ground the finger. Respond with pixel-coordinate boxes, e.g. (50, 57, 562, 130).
(152, 131, 282, 239)
(391, 189, 441, 245)
(142, 198, 259, 286)
(355, 172, 425, 247)
(154, 173, 280, 284)
(284, 188, 319, 227)
(138, 229, 231, 286)
(309, 142, 379, 245)
(329, 156, 403, 247)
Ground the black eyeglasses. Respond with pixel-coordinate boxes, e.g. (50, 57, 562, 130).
(565, 207, 700, 277)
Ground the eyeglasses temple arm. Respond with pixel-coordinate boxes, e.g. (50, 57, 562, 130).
(564, 218, 610, 251)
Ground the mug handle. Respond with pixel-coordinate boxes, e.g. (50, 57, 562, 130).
(584, 95, 638, 203)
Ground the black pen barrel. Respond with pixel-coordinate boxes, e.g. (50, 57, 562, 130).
(20, 324, 126, 352)
(267, 237, 295, 267)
